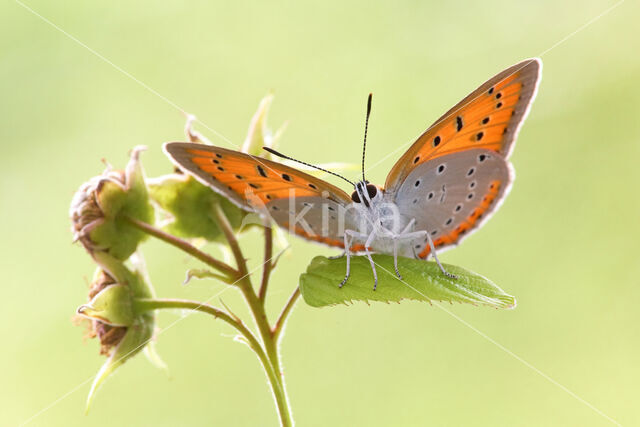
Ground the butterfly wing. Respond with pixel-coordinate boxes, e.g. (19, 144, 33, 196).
(385, 58, 541, 194)
(392, 149, 512, 257)
(163, 142, 358, 248)
(385, 59, 540, 257)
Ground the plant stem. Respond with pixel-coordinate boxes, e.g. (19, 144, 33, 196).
(134, 298, 261, 352)
(130, 209, 299, 425)
(124, 216, 238, 280)
(272, 287, 300, 342)
(212, 207, 274, 347)
(212, 204, 248, 277)
(212, 205, 294, 426)
(134, 298, 291, 425)
(259, 224, 274, 302)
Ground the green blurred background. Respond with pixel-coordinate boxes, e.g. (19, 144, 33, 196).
(1, 1, 639, 426)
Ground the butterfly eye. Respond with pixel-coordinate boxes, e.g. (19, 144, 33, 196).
(351, 190, 361, 203)
(366, 184, 378, 199)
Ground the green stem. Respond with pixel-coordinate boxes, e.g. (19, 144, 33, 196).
(134, 298, 260, 350)
(259, 224, 274, 302)
(124, 216, 238, 280)
(212, 206, 275, 362)
(129, 208, 297, 425)
(272, 287, 300, 342)
(134, 298, 292, 426)
(234, 275, 292, 425)
(212, 205, 294, 426)
(212, 204, 248, 277)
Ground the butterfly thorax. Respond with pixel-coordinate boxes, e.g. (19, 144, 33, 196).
(350, 181, 414, 250)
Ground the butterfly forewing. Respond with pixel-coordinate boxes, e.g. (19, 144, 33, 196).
(385, 58, 540, 194)
(163, 142, 356, 248)
(392, 149, 512, 258)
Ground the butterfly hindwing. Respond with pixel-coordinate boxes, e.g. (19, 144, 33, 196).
(385, 58, 541, 194)
(392, 149, 512, 258)
(163, 142, 356, 248)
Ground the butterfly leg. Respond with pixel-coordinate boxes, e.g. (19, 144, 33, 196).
(392, 219, 417, 280)
(392, 240, 402, 280)
(411, 245, 419, 259)
(394, 226, 457, 280)
(339, 231, 356, 288)
(363, 231, 379, 290)
(422, 230, 457, 280)
(339, 229, 378, 289)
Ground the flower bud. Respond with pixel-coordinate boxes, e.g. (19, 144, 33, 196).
(148, 173, 250, 241)
(76, 252, 164, 411)
(77, 268, 129, 355)
(70, 147, 154, 261)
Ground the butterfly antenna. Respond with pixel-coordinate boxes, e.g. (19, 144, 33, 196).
(263, 147, 356, 187)
(362, 93, 373, 182)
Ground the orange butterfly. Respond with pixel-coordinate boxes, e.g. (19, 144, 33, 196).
(165, 58, 541, 289)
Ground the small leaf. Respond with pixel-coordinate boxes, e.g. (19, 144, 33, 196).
(300, 255, 516, 309)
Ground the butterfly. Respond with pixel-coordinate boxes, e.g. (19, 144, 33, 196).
(164, 58, 541, 290)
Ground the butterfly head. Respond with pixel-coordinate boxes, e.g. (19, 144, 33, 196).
(351, 180, 381, 209)
(349, 94, 380, 209)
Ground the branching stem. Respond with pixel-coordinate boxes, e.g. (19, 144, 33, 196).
(133, 298, 289, 424)
(259, 223, 274, 302)
(212, 204, 248, 277)
(124, 216, 238, 280)
(128, 211, 298, 426)
(273, 287, 301, 342)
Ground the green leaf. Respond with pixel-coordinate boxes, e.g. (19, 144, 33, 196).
(299, 255, 516, 309)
